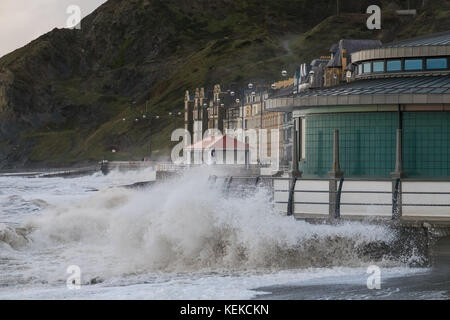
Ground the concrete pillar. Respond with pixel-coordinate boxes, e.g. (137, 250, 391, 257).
(329, 130, 343, 218)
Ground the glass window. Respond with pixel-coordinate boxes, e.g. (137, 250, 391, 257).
(405, 59, 423, 71)
(373, 61, 384, 72)
(358, 64, 363, 75)
(363, 62, 371, 73)
(387, 60, 402, 72)
(426, 58, 447, 70)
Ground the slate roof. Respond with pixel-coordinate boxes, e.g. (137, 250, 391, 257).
(304, 75, 450, 97)
(382, 30, 450, 48)
(271, 75, 450, 99)
(327, 39, 382, 68)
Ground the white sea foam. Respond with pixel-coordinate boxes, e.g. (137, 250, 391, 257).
(0, 167, 425, 298)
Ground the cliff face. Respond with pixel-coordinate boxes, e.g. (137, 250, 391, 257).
(0, 0, 449, 168)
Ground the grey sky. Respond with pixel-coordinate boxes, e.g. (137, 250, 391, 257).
(0, 0, 107, 58)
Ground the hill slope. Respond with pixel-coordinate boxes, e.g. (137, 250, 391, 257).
(0, 0, 449, 168)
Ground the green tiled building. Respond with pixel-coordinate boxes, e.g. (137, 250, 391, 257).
(267, 31, 450, 179)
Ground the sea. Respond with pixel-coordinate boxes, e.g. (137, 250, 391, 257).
(0, 167, 446, 300)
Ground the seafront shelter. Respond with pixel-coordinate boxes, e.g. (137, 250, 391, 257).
(267, 31, 450, 220)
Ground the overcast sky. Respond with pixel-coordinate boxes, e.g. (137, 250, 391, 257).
(0, 0, 107, 58)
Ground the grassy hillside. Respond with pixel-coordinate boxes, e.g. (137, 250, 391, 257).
(0, 0, 449, 168)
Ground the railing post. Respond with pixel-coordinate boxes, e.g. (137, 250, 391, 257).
(391, 128, 404, 219)
(226, 176, 233, 193)
(287, 176, 298, 216)
(329, 130, 344, 219)
(392, 178, 401, 220)
(335, 177, 344, 219)
(291, 118, 303, 178)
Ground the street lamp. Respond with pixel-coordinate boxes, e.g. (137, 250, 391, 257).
(214, 98, 221, 130)
(168, 111, 183, 132)
(142, 113, 162, 159)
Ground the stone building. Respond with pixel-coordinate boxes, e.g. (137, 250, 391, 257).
(185, 83, 285, 165)
(184, 87, 208, 138)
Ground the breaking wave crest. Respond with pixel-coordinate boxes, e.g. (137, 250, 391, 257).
(5, 168, 416, 282)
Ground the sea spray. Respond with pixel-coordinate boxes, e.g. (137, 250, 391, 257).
(9, 167, 408, 285)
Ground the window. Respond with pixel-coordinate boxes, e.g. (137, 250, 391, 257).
(387, 60, 401, 72)
(373, 61, 384, 72)
(363, 62, 371, 73)
(404, 59, 423, 71)
(426, 58, 447, 70)
(300, 118, 306, 160)
(358, 64, 363, 75)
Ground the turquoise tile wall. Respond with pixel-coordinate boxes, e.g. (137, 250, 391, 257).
(299, 112, 398, 177)
(299, 111, 450, 178)
(403, 112, 450, 177)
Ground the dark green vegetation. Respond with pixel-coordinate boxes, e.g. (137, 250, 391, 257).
(0, 0, 449, 168)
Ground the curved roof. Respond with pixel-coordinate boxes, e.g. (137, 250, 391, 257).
(382, 30, 450, 48)
(352, 30, 450, 64)
(266, 75, 450, 111)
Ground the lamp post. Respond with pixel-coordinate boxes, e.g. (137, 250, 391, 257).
(168, 111, 183, 132)
(249, 80, 268, 165)
(214, 98, 220, 130)
(141, 113, 160, 159)
(227, 91, 235, 130)
(203, 102, 208, 133)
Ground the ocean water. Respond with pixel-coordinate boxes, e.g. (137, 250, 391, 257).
(0, 168, 431, 299)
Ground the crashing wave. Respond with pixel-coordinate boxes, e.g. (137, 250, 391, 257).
(17, 168, 424, 279)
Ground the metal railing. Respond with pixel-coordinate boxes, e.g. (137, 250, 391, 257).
(212, 175, 450, 220)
